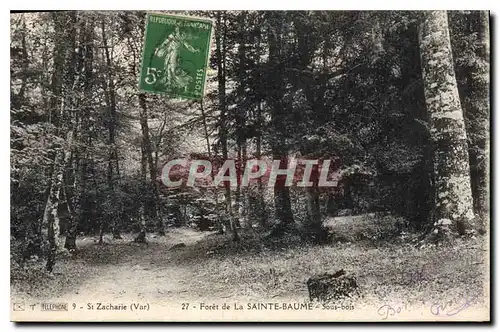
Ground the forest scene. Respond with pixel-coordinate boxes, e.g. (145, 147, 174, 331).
(10, 10, 489, 321)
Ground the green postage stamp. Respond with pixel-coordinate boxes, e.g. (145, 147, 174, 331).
(139, 13, 213, 100)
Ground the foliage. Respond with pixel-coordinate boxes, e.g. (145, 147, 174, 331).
(10, 11, 488, 267)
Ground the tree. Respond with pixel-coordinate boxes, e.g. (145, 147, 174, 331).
(215, 11, 239, 241)
(62, 11, 80, 251)
(266, 11, 295, 235)
(45, 131, 73, 272)
(449, 11, 490, 229)
(474, 11, 490, 228)
(135, 136, 148, 243)
(101, 16, 122, 239)
(10, 11, 490, 271)
(44, 12, 79, 270)
(138, 93, 164, 235)
(418, 10, 475, 236)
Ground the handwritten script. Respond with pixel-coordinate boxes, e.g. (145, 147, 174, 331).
(377, 295, 477, 320)
(430, 295, 477, 316)
(377, 303, 407, 320)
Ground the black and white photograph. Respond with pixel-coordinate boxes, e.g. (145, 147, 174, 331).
(9, 9, 490, 322)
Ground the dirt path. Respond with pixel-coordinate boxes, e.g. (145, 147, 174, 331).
(11, 226, 488, 318)
(69, 229, 213, 303)
(12, 228, 219, 307)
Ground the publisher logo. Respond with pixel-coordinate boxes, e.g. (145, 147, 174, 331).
(13, 303, 25, 311)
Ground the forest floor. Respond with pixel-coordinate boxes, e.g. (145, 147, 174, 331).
(11, 216, 489, 318)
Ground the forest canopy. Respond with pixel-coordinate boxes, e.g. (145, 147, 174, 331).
(10, 10, 489, 272)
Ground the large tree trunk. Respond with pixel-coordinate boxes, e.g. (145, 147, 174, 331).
(477, 11, 490, 229)
(419, 11, 475, 236)
(216, 12, 239, 241)
(45, 131, 73, 272)
(255, 115, 267, 227)
(200, 100, 223, 233)
(134, 206, 147, 243)
(267, 12, 295, 235)
(45, 12, 76, 269)
(138, 93, 164, 235)
(101, 18, 122, 240)
(63, 167, 77, 251)
(271, 155, 295, 232)
(464, 11, 490, 230)
(61, 12, 79, 251)
(236, 12, 249, 229)
(135, 141, 149, 243)
(254, 23, 267, 227)
(75, 16, 95, 244)
(240, 141, 250, 229)
(295, 14, 323, 242)
(234, 143, 242, 229)
(305, 192, 322, 240)
(303, 162, 323, 243)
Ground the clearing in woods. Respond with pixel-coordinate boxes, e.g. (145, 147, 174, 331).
(11, 222, 487, 310)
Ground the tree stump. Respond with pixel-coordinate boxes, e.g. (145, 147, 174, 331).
(134, 231, 146, 243)
(169, 243, 186, 250)
(307, 270, 358, 302)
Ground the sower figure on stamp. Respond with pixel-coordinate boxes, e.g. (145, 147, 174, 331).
(154, 26, 200, 91)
